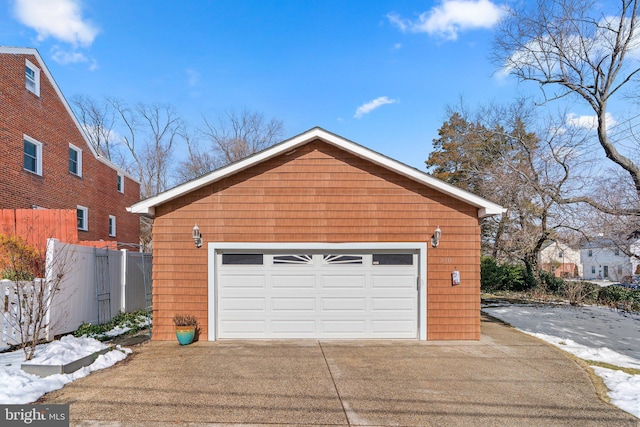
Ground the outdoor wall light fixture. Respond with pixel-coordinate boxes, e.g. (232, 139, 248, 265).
(431, 226, 441, 248)
(192, 224, 202, 248)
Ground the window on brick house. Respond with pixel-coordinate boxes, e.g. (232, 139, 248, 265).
(117, 173, 124, 193)
(77, 205, 88, 231)
(25, 59, 40, 96)
(69, 144, 82, 176)
(23, 136, 43, 175)
(109, 215, 116, 237)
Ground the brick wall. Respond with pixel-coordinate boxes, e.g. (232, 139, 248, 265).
(0, 52, 141, 244)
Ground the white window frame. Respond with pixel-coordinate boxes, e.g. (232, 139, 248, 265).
(23, 135, 43, 176)
(109, 215, 116, 237)
(117, 172, 124, 193)
(69, 143, 82, 177)
(25, 59, 40, 96)
(77, 205, 88, 231)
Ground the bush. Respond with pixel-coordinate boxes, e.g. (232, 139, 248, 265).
(564, 281, 599, 306)
(481, 256, 530, 292)
(539, 271, 566, 295)
(597, 285, 640, 311)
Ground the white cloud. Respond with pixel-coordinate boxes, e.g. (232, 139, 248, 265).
(499, 16, 640, 78)
(13, 0, 99, 46)
(566, 112, 617, 130)
(354, 96, 398, 119)
(388, 0, 507, 41)
(186, 68, 200, 87)
(51, 46, 87, 64)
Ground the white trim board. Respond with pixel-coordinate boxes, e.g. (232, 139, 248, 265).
(130, 127, 505, 218)
(207, 242, 428, 341)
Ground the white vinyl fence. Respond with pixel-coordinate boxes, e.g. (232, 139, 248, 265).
(1, 239, 151, 347)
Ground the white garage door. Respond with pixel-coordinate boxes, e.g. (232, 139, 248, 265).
(216, 251, 418, 339)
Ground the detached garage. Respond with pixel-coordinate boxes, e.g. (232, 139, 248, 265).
(129, 128, 503, 341)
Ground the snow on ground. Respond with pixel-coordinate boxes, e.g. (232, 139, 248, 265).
(483, 302, 640, 419)
(0, 335, 131, 404)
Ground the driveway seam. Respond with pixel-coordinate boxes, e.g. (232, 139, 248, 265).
(319, 341, 351, 426)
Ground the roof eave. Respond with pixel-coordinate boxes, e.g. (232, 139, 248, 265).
(128, 127, 506, 218)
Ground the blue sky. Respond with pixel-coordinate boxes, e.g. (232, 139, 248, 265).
(0, 0, 598, 170)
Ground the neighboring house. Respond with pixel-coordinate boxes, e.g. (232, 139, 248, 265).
(0, 47, 140, 244)
(130, 127, 505, 342)
(539, 240, 582, 278)
(581, 238, 640, 282)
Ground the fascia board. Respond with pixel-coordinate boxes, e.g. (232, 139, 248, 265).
(130, 127, 506, 217)
(0, 47, 141, 184)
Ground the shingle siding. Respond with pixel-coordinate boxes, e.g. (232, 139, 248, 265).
(151, 141, 482, 341)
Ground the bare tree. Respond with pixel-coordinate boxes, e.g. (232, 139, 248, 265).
(174, 127, 218, 184)
(493, 0, 640, 214)
(110, 100, 182, 198)
(71, 94, 117, 160)
(0, 235, 72, 360)
(201, 109, 283, 161)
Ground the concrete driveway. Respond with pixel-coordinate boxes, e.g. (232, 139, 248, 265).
(40, 315, 638, 426)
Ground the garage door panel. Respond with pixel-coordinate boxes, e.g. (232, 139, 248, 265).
(372, 320, 416, 335)
(321, 275, 366, 289)
(220, 275, 266, 289)
(322, 320, 367, 334)
(220, 320, 266, 334)
(271, 275, 316, 289)
(321, 297, 366, 312)
(271, 297, 315, 312)
(372, 275, 415, 289)
(271, 320, 316, 334)
(372, 297, 416, 311)
(220, 297, 266, 312)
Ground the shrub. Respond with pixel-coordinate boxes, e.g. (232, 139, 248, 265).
(481, 256, 503, 292)
(539, 271, 566, 295)
(564, 281, 599, 306)
(597, 285, 640, 311)
(74, 310, 151, 341)
(481, 257, 530, 292)
(173, 314, 198, 327)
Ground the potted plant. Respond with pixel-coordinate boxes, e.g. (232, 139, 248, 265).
(173, 314, 198, 345)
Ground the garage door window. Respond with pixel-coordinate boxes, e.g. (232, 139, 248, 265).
(221, 254, 263, 265)
(372, 254, 414, 265)
(273, 254, 313, 264)
(323, 254, 363, 264)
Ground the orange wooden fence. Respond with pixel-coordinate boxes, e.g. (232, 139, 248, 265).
(0, 209, 117, 250)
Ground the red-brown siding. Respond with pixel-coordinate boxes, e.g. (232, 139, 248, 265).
(152, 140, 482, 340)
(0, 52, 140, 244)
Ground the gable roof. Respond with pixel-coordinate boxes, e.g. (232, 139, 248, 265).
(129, 127, 506, 218)
(0, 46, 138, 183)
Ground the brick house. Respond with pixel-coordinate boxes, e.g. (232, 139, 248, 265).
(0, 47, 140, 244)
(130, 128, 504, 341)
